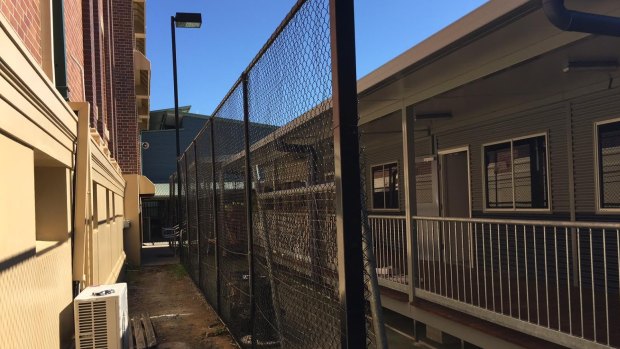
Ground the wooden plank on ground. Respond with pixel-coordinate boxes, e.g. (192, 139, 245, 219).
(141, 313, 157, 348)
(132, 317, 146, 349)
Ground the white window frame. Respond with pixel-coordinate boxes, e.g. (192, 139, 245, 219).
(481, 132, 552, 213)
(594, 117, 620, 214)
(370, 161, 400, 211)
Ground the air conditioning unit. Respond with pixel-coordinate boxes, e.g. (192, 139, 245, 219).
(74, 283, 129, 349)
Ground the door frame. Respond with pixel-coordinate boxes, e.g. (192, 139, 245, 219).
(438, 145, 473, 269)
(437, 146, 472, 218)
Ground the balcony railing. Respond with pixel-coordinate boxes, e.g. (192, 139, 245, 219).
(368, 215, 408, 292)
(412, 216, 620, 349)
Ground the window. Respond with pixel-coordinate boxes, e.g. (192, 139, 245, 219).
(484, 134, 548, 210)
(372, 163, 399, 209)
(597, 120, 620, 210)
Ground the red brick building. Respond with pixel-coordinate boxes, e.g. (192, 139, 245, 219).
(0, 0, 148, 173)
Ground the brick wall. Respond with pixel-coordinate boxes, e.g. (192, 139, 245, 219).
(2, 0, 85, 104)
(0, 0, 42, 65)
(2, 0, 140, 175)
(92, 0, 108, 139)
(103, 0, 117, 156)
(112, 0, 139, 174)
(65, 0, 84, 102)
(82, 0, 99, 127)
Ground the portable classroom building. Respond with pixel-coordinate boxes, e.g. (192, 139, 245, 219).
(358, 1, 620, 348)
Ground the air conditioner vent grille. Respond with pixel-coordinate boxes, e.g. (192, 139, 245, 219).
(77, 300, 109, 349)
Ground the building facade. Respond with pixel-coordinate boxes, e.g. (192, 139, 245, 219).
(358, 1, 620, 348)
(0, 0, 151, 347)
(142, 107, 209, 184)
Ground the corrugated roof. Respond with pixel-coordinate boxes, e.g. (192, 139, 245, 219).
(153, 183, 170, 197)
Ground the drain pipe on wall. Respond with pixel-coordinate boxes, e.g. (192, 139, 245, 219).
(542, 0, 620, 37)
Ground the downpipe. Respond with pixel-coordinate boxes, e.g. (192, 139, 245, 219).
(542, 0, 620, 37)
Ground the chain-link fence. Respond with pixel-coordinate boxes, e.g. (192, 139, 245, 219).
(170, 0, 385, 347)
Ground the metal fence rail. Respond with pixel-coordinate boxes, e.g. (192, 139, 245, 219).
(169, 0, 385, 347)
(413, 215, 620, 349)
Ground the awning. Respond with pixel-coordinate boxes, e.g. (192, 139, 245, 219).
(139, 175, 155, 196)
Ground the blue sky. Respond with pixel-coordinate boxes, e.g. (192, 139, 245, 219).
(147, 1, 488, 115)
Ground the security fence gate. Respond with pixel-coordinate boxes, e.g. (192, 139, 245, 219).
(170, 0, 386, 348)
(142, 198, 169, 244)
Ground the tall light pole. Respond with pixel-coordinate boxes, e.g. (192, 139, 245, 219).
(171, 12, 202, 226)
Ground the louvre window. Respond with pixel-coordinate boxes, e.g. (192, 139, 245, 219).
(598, 121, 620, 209)
(372, 163, 399, 209)
(484, 135, 548, 210)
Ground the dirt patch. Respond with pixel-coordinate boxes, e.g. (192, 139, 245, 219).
(127, 264, 238, 349)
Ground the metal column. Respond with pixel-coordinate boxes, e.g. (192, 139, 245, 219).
(209, 118, 221, 312)
(171, 16, 182, 230)
(241, 73, 256, 348)
(329, 0, 366, 347)
(183, 155, 191, 266)
(193, 141, 202, 288)
(402, 105, 418, 302)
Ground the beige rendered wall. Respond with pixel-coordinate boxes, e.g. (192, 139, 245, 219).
(0, 10, 77, 347)
(124, 174, 142, 266)
(72, 102, 127, 289)
(91, 183, 126, 284)
(0, 10, 126, 348)
(0, 136, 74, 349)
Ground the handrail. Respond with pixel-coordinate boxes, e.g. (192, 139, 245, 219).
(412, 215, 620, 229)
(367, 215, 406, 219)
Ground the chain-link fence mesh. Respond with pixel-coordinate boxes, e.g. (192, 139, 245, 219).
(169, 0, 385, 347)
(246, 0, 339, 347)
(214, 83, 251, 342)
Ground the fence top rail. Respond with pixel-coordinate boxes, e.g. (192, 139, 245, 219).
(256, 183, 335, 199)
(219, 99, 332, 167)
(210, 0, 305, 118)
(412, 215, 620, 230)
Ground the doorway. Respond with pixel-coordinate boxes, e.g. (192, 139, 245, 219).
(438, 147, 471, 265)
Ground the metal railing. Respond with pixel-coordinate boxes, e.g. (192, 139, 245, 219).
(368, 215, 408, 292)
(413, 215, 620, 349)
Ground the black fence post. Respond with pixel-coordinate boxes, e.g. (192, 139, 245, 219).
(242, 72, 256, 349)
(178, 160, 183, 262)
(193, 141, 202, 288)
(184, 155, 191, 268)
(329, 0, 366, 347)
(209, 117, 221, 312)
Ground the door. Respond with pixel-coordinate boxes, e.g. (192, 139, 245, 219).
(416, 157, 441, 264)
(439, 149, 471, 265)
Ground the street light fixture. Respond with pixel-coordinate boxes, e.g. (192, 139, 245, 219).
(171, 12, 202, 226)
(174, 12, 202, 28)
